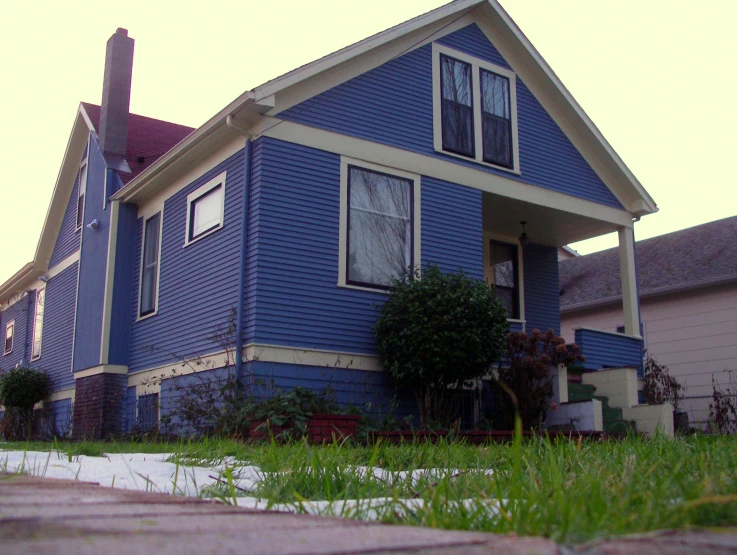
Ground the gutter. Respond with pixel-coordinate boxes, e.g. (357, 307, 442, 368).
(561, 274, 737, 314)
(226, 116, 253, 384)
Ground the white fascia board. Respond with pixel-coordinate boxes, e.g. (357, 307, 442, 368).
(0, 105, 92, 302)
(477, 1, 657, 215)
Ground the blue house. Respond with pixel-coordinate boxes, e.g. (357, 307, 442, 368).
(0, 0, 657, 438)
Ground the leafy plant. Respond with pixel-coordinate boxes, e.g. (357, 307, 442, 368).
(374, 265, 508, 429)
(491, 329, 584, 430)
(0, 367, 52, 440)
(642, 353, 684, 409)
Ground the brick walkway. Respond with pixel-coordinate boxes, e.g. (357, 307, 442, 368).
(1, 474, 735, 554)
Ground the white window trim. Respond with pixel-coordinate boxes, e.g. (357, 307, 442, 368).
(137, 208, 164, 322)
(432, 43, 520, 175)
(76, 160, 88, 232)
(31, 287, 45, 361)
(4, 320, 15, 356)
(483, 231, 525, 325)
(338, 157, 421, 294)
(183, 171, 227, 247)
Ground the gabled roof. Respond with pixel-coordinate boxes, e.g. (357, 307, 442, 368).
(81, 103, 193, 184)
(112, 0, 657, 217)
(559, 216, 737, 312)
(0, 104, 190, 301)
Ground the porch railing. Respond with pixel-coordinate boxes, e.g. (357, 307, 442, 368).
(574, 327, 644, 378)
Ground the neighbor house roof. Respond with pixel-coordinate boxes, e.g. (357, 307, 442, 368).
(81, 103, 193, 184)
(559, 216, 737, 312)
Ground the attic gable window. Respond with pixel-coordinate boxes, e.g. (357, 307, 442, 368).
(433, 43, 519, 173)
(4, 320, 14, 355)
(76, 162, 87, 231)
(338, 158, 421, 293)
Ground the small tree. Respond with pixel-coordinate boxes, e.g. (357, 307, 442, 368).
(374, 265, 508, 428)
(0, 367, 52, 440)
(492, 329, 584, 430)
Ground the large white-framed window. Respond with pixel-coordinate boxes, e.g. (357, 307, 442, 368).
(31, 287, 46, 360)
(76, 161, 88, 232)
(432, 43, 520, 174)
(184, 171, 226, 246)
(483, 232, 524, 323)
(4, 320, 14, 356)
(338, 157, 421, 293)
(138, 211, 163, 319)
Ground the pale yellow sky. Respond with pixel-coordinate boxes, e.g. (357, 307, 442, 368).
(1, 0, 735, 284)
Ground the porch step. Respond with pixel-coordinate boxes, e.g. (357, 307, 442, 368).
(594, 395, 637, 435)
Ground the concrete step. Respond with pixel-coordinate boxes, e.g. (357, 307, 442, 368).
(568, 382, 596, 402)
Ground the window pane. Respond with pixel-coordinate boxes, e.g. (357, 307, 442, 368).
(490, 241, 518, 318)
(440, 55, 475, 157)
(481, 70, 512, 167)
(190, 185, 222, 240)
(140, 213, 161, 316)
(348, 167, 411, 288)
(32, 288, 45, 359)
(5, 324, 13, 354)
(76, 195, 85, 230)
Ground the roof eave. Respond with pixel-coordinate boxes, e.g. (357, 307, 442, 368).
(560, 274, 737, 314)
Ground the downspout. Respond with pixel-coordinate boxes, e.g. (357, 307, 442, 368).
(226, 116, 252, 385)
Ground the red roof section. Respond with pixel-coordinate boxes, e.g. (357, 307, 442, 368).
(81, 102, 194, 185)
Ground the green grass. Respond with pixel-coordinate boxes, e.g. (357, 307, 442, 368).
(2, 434, 736, 543)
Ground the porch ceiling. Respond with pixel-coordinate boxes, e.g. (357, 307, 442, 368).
(482, 192, 622, 247)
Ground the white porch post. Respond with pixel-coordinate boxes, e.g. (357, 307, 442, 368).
(618, 226, 641, 337)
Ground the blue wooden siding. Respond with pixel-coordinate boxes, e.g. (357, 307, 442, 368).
(0, 296, 29, 370)
(128, 149, 245, 372)
(523, 243, 560, 335)
(72, 141, 110, 371)
(107, 202, 139, 366)
(508, 320, 524, 333)
(49, 171, 81, 268)
(244, 139, 262, 345)
(421, 176, 483, 278)
(279, 24, 622, 209)
(575, 328, 644, 377)
(29, 262, 78, 391)
(252, 138, 485, 355)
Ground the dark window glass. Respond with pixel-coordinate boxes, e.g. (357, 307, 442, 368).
(76, 195, 85, 230)
(490, 241, 519, 319)
(4, 323, 13, 354)
(440, 55, 474, 157)
(76, 164, 87, 230)
(140, 213, 161, 316)
(347, 166, 412, 289)
(480, 69, 512, 168)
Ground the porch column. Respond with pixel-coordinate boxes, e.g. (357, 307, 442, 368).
(617, 226, 641, 337)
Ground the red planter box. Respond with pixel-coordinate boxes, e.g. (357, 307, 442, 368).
(249, 414, 360, 443)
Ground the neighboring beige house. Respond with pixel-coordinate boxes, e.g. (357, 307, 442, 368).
(559, 216, 737, 397)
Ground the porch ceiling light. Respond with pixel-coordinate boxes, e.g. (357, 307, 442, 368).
(518, 221, 529, 247)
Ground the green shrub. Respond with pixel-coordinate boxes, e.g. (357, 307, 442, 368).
(374, 265, 508, 428)
(0, 367, 52, 440)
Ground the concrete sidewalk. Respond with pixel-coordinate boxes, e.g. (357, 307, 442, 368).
(1, 473, 735, 554)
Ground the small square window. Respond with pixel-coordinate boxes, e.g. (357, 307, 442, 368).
(4, 320, 14, 355)
(185, 172, 226, 246)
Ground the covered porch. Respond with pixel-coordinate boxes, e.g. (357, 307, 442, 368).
(481, 190, 643, 352)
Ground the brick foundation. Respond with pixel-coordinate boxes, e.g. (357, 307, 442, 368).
(72, 373, 127, 440)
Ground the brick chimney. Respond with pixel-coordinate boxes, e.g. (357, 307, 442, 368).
(99, 28, 134, 158)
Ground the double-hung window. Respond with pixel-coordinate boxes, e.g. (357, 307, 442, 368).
(139, 213, 162, 318)
(4, 321, 14, 355)
(339, 160, 420, 291)
(31, 287, 45, 360)
(434, 44, 518, 172)
(76, 162, 87, 231)
(490, 240, 520, 319)
(185, 171, 226, 246)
